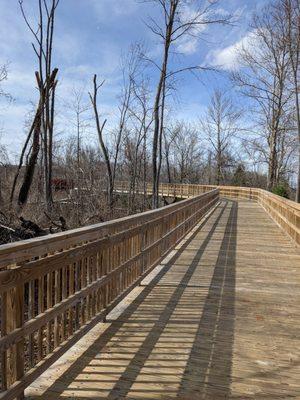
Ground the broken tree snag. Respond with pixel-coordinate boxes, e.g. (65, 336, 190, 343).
(44, 212, 69, 232)
(19, 216, 47, 237)
(17, 114, 41, 206)
(59, 216, 68, 231)
(12, 69, 58, 208)
(9, 112, 38, 206)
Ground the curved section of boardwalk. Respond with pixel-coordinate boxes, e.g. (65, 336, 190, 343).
(26, 200, 300, 399)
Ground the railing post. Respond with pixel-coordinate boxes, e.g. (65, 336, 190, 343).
(140, 227, 146, 276)
(3, 285, 25, 399)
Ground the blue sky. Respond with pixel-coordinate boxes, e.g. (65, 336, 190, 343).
(0, 0, 269, 158)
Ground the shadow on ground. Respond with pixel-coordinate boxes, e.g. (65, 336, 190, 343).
(28, 200, 239, 400)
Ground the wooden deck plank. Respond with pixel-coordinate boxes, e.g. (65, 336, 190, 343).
(25, 200, 300, 399)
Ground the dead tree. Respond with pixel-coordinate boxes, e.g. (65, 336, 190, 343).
(19, 0, 60, 210)
(90, 48, 140, 212)
(11, 69, 58, 208)
(89, 75, 113, 209)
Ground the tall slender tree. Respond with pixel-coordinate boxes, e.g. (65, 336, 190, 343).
(200, 90, 242, 184)
(145, 0, 232, 207)
(279, 0, 300, 201)
(233, 5, 291, 190)
(11, 0, 60, 210)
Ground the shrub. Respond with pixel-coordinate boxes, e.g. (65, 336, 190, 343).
(272, 184, 289, 199)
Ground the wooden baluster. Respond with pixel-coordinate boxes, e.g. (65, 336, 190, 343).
(96, 251, 102, 313)
(86, 256, 91, 321)
(75, 260, 80, 330)
(110, 245, 114, 302)
(121, 242, 125, 292)
(90, 256, 96, 318)
(81, 258, 87, 325)
(28, 280, 35, 368)
(111, 246, 115, 303)
(3, 285, 25, 399)
(53, 268, 60, 347)
(140, 228, 145, 276)
(1, 293, 8, 392)
(46, 272, 53, 354)
(102, 247, 108, 321)
(88, 255, 94, 319)
(69, 263, 75, 336)
(61, 266, 67, 341)
(37, 276, 44, 361)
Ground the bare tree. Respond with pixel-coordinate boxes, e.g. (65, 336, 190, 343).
(90, 46, 143, 211)
(163, 125, 179, 183)
(0, 139, 10, 206)
(89, 76, 113, 209)
(145, 0, 232, 207)
(174, 123, 203, 183)
(0, 64, 12, 102)
(232, 4, 292, 190)
(160, 121, 204, 184)
(125, 75, 153, 211)
(64, 86, 91, 224)
(0, 66, 11, 205)
(68, 87, 91, 172)
(111, 47, 140, 187)
(200, 90, 241, 184)
(11, 69, 58, 207)
(12, 0, 60, 210)
(279, 0, 300, 201)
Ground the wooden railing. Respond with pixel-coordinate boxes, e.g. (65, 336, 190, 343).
(114, 181, 258, 199)
(0, 189, 219, 400)
(256, 189, 299, 246)
(115, 181, 299, 245)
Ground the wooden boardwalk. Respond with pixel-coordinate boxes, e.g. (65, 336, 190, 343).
(26, 200, 300, 399)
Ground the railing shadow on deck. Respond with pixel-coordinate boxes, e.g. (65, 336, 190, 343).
(27, 200, 238, 400)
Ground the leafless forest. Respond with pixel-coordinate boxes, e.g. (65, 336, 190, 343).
(0, 0, 299, 244)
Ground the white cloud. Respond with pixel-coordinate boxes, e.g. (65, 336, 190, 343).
(175, 3, 208, 55)
(206, 31, 258, 71)
(176, 38, 199, 55)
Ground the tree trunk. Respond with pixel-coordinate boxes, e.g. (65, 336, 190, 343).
(18, 119, 41, 206)
(294, 73, 300, 202)
(152, 2, 177, 208)
(267, 128, 278, 191)
(90, 75, 114, 211)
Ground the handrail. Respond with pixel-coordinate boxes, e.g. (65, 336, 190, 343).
(0, 188, 219, 400)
